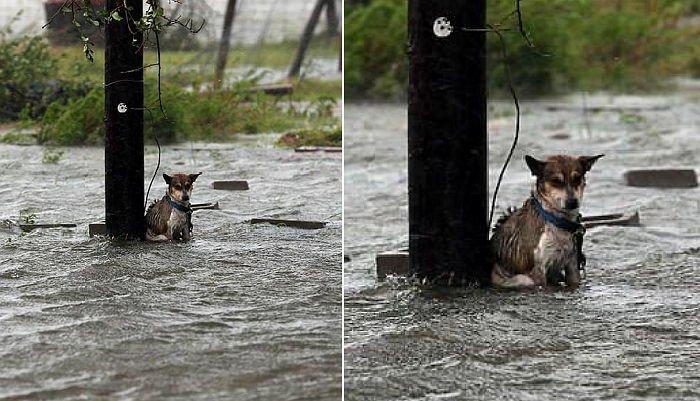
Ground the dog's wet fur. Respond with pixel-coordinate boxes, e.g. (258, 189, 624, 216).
(145, 172, 201, 241)
(490, 154, 603, 289)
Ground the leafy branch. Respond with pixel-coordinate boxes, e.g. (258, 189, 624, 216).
(43, 0, 206, 63)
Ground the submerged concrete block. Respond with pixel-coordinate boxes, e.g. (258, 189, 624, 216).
(249, 83, 293, 96)
(624, 169, 698, 188)
(212, 181, 249, 190)
(294, 146, 342, 153)
(250, 218, 326, 230)
(89, 222, 106, 237)
(376, 250, 409, 280)
(19, 223, 77, 232)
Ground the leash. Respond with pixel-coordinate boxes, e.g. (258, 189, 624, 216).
(166, 195, 192, 213)
(530, 196, 587, 272)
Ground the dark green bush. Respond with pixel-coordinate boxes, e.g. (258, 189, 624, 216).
(345, 0, 407, 99)
(0, 36, 93, 121)
(37, 86, 103, 145)
(1, 36, 54, 120)
(38, 79, 185, 145)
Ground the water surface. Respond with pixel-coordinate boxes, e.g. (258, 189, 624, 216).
(1, 141, 341, 400)
(344, 93, 700, 400)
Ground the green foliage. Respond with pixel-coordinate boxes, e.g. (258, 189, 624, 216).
(0, 36, 92, 122)
(0, 36, 55, 121)
(32, 78, 339, 145)
(19, 209, 37, 225)
(276, 125, 342, 148)
(42, 147, 65, 164)
(52, 0, 205, 63)
(37, 86, 104, 145)
(0, 14, 341, 145)
(345, 0, 407, 99)
(345, 0, 700, 99)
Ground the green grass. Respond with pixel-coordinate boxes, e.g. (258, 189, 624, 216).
(49, 39, 341, 103)
(53, 37, 340, 87)
(276, 125, 342, 148)
(29, 79, 339, 146)
(294, 79, 342, 100)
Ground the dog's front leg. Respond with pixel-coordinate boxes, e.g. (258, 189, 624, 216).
(181, 227, 191, 241)
(564, 260, 581, 288)
(529, 265, 547, 287)
(546, 267, 566, 286)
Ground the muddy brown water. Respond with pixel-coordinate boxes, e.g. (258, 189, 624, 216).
(0, 140, 341, 400)
(344, 94, 700, 400)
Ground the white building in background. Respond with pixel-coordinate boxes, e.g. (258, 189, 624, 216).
(0, 0, 339, 44)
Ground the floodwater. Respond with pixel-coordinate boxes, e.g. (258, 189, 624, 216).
(0, 139, 341, 400)
(344, 92, 700, 400)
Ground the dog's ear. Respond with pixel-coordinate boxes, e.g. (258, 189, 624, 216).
(579, 154, 604, 172)
(163, 173, 172, 185)
(189, 172, 202, 183)
(525, 155, 546, 177)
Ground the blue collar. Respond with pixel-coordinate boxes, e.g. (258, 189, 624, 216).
(166, 196, 192, 213)
(530, 196, 584, 234)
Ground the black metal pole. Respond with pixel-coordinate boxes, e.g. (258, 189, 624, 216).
(408, 0, 489, 285)
(288, 0, 326, 78)
(214, 0, 238, 90)
(105, 0, 145, 239)
(325, 0, 339, 38)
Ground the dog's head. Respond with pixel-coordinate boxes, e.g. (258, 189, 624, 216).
(163, 172, 202, 203)
(525, 154, 603, 214)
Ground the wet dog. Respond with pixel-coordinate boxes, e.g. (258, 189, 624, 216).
(145, 172, 202, 241)
(490, 154, 603, 289)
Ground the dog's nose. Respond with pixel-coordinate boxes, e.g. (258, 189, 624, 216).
(565, 198, 579, 210)
(182, 194, 189, 202)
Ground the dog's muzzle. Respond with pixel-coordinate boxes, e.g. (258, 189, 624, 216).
(565, 198, 579, 210)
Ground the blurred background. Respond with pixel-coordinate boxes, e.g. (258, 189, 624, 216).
(345, 0, 700, 100)
(0, 0, 341, 148)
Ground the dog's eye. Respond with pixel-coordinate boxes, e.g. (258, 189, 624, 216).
(174, 185, 182, 190)
(572, 176, 582, 186)
(550, 178, 564, 187)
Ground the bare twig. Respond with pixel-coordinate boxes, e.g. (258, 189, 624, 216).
(153, 26, 166, 115)
(104, 79, 144, 87)
(121, 63, 160, 73)
(41, 0, 71, 29)
(514, 0, 535, 48)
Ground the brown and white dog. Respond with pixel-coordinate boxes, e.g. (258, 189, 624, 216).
(490, 154, 603, 289)
(145, 172, 202, 241)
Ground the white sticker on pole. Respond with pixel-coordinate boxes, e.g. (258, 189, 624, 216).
(433, 17, 453, 38)
(117, 103, 128, 113)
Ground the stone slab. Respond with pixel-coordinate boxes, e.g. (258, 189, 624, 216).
(212, 181, 250, 190)
(250, 218, 326, 230)
(624, 169, 698, 188)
